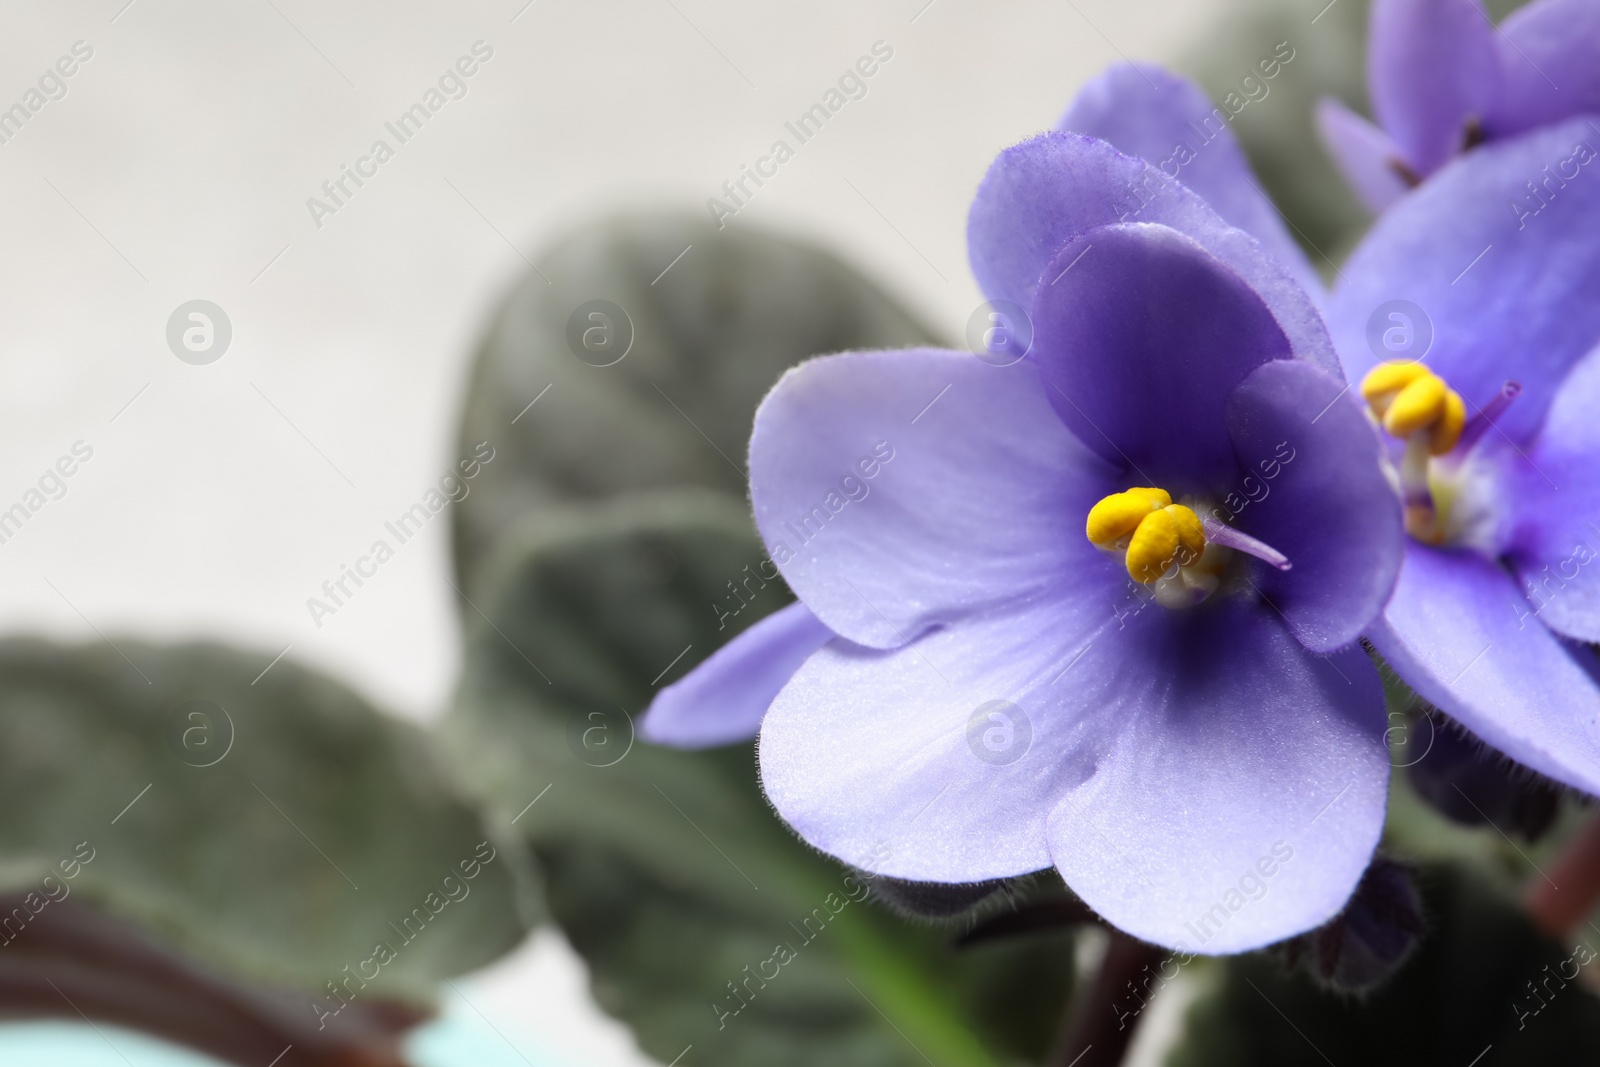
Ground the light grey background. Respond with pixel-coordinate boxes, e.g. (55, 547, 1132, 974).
(0, 0, 1260, 1062)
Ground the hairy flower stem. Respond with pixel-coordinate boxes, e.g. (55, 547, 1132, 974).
(1048, 929, 1165, 1067)
(1525, 814, 1600, 939)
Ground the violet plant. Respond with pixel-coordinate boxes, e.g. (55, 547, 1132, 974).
(1318, 0, 1600, 212)
(647, 64, 1414, 955)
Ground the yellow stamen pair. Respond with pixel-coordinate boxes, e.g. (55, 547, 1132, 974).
(1085, 487, 1206, 583)
(1359, 361, 1466, 454)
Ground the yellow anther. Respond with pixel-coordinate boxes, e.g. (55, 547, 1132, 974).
(1359, 360, 1430, 405)
(1384, 374, 1447, 436)
(1088, 488, 1206, 584)
(1126, 505, 1205, 583)
(1085, 487, 1171, 546)
(1360, 361, 1468, 456)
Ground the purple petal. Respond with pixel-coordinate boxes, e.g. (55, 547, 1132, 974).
(1370, 0, 1502, 174)
(1328, 117, 1600, 443)
(639, 601, 833, 749)
(757, 590, 1389, 953)
(1032, 223, 1292, 485)
(967, 132, 1341, 377)
(1222, 363, 1401, 655)
(1500, 343, 1600, 641)
(1369, 544, 1600, 795)
(1225, 360, 1404, 652)
(748, 348, 1117, 649)
(1315, 97, 1411, 214)
(1492, 0, 1600, 138)
(1047, 601, 1388, 955)
(1058, 63, 1320, 293)
(757, 588, 1125, 881)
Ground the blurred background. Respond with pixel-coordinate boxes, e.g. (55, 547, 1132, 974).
(0, 1, 1404, 1064)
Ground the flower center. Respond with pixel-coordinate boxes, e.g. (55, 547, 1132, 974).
(1359, 360, 1516, 545)
(1086, 487, 1290, 609)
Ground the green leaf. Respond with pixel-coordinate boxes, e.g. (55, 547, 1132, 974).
(441, 493, 1076, 1066)
(1170, 862, 1600, 1066)
(1177, 0, 1373, 267)
(449, 212, 941, 594)
(0, 639, 539, 1003)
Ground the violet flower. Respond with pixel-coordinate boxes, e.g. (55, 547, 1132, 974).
(1328, 115, 1600, 797)
(642, 62, 1338, 750)
(645, 67, 1407, 952)
(1318, 0, 1600, 212)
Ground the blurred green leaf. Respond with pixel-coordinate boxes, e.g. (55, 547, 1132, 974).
(441, 493, 1077, 1067)
(1170, 862, 1600, 1066)
(1178, 0, 1373, 268)
(449, 212, 941, 594)
(0, 640, 539, 1003)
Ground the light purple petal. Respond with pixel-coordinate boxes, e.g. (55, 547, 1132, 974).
(1058, 63, 1321, 293)
(1328, 117, 1600, 443)
(1500, 342, 1600, 641)
(757, 588, 1124, 881)
(757, 589, 1389, 953)
(1032, 223, 1291, 484)
(1370, 0, 1502, 173)
(1369, 544, 1600, 795)
(1047, 601, 1388, 955)
(1225, 360, 1404, 652)
(1315, 97, 1411, 214)
(1492, 0, 1600, 137)
(639, 601, 833, 749)
(967, 132, 1341, 378)
(749, 348, 1117, 649)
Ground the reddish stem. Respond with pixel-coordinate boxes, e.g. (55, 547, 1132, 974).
(1525, 815, 1600, 940)
(0, 894, 428, 1067)
(1048, 929, 1165, 1067)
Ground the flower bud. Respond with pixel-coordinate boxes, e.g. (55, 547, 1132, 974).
(1275, 857, 1425, 991)
(865, 874, 1009, 920)
(1408, 715, 1564, 841)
